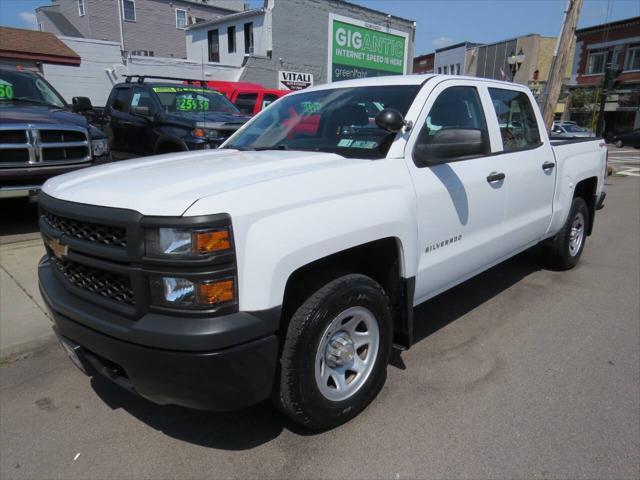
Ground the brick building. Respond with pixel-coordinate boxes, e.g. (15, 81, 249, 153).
(569, 16, 640, 133)
(413, 52, 434, 74)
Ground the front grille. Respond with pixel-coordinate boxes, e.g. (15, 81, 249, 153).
(0, 130, 26, 143)
(42, 146, 90, 162)
(0, 124, 90, 167)
(40, 130, 86, 143)
(43, 210, 127, 248)
(51, 256, 135, 305)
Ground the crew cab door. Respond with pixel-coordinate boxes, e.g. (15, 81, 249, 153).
(405, 80, 507, 303)
(486, 86, 556, 251)
(125, 86, 158, 154)
(107, 86, 132, 152)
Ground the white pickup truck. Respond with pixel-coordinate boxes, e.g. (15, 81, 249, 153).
(38, 75, 607, 429)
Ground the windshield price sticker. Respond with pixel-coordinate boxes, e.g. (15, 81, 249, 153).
(176, 95, 210, 111)
(0, 80, 14, 100)
(337, 138, 377, 149)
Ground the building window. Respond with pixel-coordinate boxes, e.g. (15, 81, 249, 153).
(122, 0, 136, 22)
(228, 26, 236, 53)
(208, 29, 220, 62)
(624, 43, 640, 71)
(456, 63, 461, 75)
(450, 64, 455, 75)
(175, 9, 187, 29)
(437, 67, 442, 74)
(244, 22, 254, 54)
(585, 49, 606, 75)
(443, 65, 448, 74)
(77, 0, 85, 16)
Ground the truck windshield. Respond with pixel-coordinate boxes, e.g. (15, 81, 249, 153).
(0, 69, 66, 108)
(152, 86, 240, 114)
(223, 85, 420, 159)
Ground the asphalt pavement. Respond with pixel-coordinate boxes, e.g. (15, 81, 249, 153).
(1, 176, 639, 480)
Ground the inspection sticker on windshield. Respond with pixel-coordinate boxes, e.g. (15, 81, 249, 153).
(0, 80, 14, 100)
(152, 86, 221, 95)
(353, 140, 378, 149)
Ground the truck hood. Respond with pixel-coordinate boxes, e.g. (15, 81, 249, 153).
(42, 149, 362, 216)
(0, 103, 88, 128)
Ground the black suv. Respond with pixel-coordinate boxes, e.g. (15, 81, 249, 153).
(100, 76, 250, 156)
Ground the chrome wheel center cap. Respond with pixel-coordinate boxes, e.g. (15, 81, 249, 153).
(325, 331, 355, 368)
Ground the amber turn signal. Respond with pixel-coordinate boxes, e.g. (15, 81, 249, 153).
(196, 279, 234, 305)
(192, 128, 206, 138)
(194, 229, 230, 253)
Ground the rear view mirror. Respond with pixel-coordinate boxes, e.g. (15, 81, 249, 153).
(375, 108, 406, 133)
(413, 128, 487, 166)
(72, 96, 93, 112)
(131, 105, 151, 117)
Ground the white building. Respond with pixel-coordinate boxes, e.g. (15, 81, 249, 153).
(434, 41, 481, 75)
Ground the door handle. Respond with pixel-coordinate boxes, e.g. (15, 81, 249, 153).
(486, 172, 506, 183)
(542, 161, 556, 171)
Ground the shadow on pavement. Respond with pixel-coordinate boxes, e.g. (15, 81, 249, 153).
(91, 250, 542, 450)
(91, 376, 313, 450)
(0, 197, 39, 238)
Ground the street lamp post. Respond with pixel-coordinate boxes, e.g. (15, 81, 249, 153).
(508, 49, 525, 81)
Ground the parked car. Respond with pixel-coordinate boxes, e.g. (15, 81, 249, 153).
(93, 76, 250, 157)
(0, 67, 111, 199)
(195, 80, 289, 115)
(611, 128, 640, 148)
(551, 121, 595, 138)
(38, 74, 607, 430)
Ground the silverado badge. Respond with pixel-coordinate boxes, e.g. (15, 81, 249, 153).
(45, 236, 68, 259)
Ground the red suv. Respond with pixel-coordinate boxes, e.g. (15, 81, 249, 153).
(193, 81, 289, 116)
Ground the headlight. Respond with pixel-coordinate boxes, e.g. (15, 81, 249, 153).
(91, 138, 110, 156)
(150, 276, 235, 309)
(145, 227, 231, 258)
(192, 128, 221, 139)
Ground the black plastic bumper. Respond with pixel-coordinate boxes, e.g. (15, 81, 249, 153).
(39, 258, 280, 411)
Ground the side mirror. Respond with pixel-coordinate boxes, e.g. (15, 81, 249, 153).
(131, 105, 152, 117)
(72, 96, 92, 112)
(413, 128, 487, 166)
(375, 108, 407, 133)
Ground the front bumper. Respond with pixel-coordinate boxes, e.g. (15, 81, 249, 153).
(39, 257, 279, 411)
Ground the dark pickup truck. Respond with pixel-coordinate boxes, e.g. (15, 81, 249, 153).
(0, 67, 111, 199)
(92, 76, 250, 157)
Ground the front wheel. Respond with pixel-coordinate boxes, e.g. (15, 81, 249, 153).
(543, 197, 589, 270)
(615, 139, 624, 148)
(276, 274, 393, 429)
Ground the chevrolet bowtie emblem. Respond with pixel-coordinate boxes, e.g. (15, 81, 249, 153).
(46, 236, 68, 259)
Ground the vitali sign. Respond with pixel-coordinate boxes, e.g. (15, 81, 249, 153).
(328, 13, 409, 82)
(278, 70, 314, 91)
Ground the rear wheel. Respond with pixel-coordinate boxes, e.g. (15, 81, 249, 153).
(543, 197, 589, 270)
(276, 274, 393, 430)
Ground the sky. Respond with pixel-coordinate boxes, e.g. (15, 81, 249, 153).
(1, 0, 638, 55)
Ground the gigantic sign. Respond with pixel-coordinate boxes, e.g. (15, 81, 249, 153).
(328, 13, 409, 82)
(278, 70, 314, 91)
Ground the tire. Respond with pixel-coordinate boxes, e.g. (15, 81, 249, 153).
(543, 197, 589, 270)
(276, 273, 393, 430)
(615, 139, 624, 148)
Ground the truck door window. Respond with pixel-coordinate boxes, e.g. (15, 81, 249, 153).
(413, 86, 489, 165)
(235, 93, 258, 114)
(262, 94, 279, 110)
(130, 88, 155, 112)
(111, 88, 131, 112)
(488, 88, 541, 151)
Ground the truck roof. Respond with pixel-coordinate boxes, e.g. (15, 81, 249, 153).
(308, 74, 526, 92)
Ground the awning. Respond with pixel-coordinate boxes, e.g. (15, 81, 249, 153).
(0, 26, 81, 66)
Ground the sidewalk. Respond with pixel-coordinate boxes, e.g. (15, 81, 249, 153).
(0, 239, 54, 361)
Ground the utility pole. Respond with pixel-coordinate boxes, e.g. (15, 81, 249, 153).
(541, 0, 584, 130)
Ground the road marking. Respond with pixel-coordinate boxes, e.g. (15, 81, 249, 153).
(615, 167, 640, 177)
